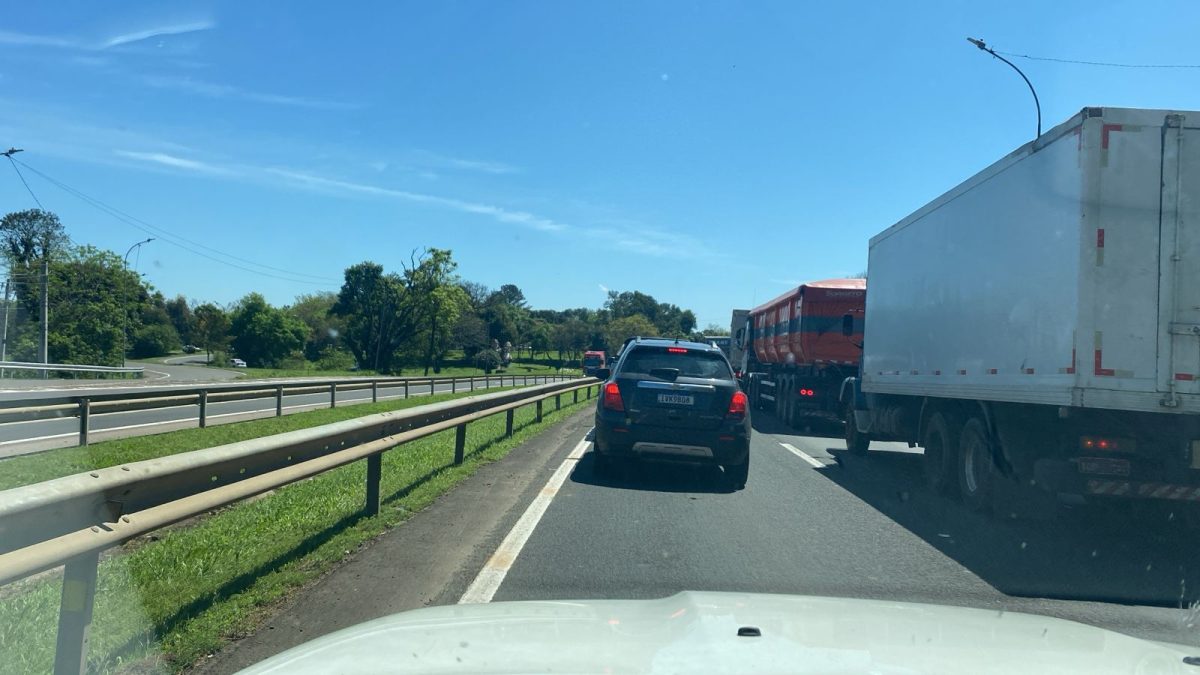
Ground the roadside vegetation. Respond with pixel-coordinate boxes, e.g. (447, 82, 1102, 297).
(0, 387, 594, 673)
(0, 209, 703, 378)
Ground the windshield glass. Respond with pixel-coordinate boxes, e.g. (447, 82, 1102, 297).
(3, 3, 1200, 674)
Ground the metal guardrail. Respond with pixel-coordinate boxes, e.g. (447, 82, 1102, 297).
(0, 373, 574, 448)
(0, 360, 145, 379)
(0, 376, 600, 675)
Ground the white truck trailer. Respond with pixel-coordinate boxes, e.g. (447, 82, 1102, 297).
(842, 106, 1200, 513)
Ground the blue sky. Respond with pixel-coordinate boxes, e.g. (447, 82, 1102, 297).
(2, 1, 1200, 329)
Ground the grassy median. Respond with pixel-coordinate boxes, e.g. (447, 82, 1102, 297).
(0, 385, 594, 674)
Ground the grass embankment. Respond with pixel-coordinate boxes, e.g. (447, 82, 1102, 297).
(0, 385, 595, 674)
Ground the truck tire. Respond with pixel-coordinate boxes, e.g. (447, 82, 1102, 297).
(958, 417, 994, 512)
(922, 411, 961, 495)
(844, 404, 870, 455)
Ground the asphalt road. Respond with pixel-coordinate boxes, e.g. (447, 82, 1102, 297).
(487, 412, 1200, 648)
(0, 376, 552, 458)
(199, 406, 1200, 673)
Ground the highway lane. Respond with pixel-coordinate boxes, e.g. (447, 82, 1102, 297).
(0, 376, 557, 458)
(483, 412, 1200, 648)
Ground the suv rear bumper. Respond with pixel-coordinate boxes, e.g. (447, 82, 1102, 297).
(594, 410, 749, 465)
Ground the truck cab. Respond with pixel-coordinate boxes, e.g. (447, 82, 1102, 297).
(582, 351, 607, 377)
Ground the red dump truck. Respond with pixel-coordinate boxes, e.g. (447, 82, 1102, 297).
(733, 279, 865, 427)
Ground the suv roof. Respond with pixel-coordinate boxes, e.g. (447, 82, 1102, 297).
(622, 337, 722, 353)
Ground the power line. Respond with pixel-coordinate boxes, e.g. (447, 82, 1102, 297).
(10, 159, 341, 286)
(3, 149, 45, 210)
(995, 50, 1200, 69)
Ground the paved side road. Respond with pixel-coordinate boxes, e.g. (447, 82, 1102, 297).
(0, 377, 560, 458)
(196, 407, 1200, 673)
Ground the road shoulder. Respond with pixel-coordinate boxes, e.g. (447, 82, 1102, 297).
(194, 407, 593, 674)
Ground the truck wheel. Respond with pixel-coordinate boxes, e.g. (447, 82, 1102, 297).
(958, 417, 994, 512)
(921, 411, 961, 495)
(844, 405, 870, 455)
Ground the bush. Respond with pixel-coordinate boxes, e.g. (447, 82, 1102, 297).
(130, 323, 181, 358)
(474, 350, 500, 373)
(315, 348, 355, 371)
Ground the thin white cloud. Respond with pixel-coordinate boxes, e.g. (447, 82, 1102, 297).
(599, 284, 610, 294)
(141, 74, 360, 110)
(265, 168, 566, 232)
(0, 18, 214, 51)
(114, 150, 234, 176)
(102, 19, 214, 49)
(415, 151, 519, 175)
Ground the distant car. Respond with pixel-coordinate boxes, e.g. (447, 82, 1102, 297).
(182, 344, 199, 354)
(228, 358, 248, 368)
(593, 337, 750, 488)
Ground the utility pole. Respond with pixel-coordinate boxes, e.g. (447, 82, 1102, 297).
(121, 238, 154, 367)
(40, 257, 48, 377)
(1, 277, 9, 378)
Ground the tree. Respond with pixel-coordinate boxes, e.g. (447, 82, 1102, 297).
(288, 292, 344, 361)
(701, 323, 729, 336)
(527, 319, 552, 359)
(1, 209, 69, 351)
(459, 281, 491, 311)
(452, 312, 489, 359)
(603, 314, 658, 352)
(193, 303, 230, 361)
(553, 319, 590, 366)
(44, 245, 144, 365)
(165, 295, 195, 345)
(131, 323, 181, 358)
(229, 293, 307, 367)
(331, 262, 411, 373)
(494, 284, 527, 308)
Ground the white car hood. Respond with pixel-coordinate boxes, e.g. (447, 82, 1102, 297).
(237, 591, 1197, 674)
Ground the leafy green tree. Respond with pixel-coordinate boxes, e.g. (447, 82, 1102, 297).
(451, 312, 489, 359)
(701, 323, 729, 336)
(193, 303, 230, 361)
(131, 323, 181, 358)
(165, 295, 195, 345)
(43, 246, 143, 365)
(331, 262, 412, 373)
(603, 314, 658, 352)
(1, 209, 69, 357)
(229, 293, 307, 367)
(288, 291, 345, 361)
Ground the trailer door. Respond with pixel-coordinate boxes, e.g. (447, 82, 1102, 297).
(1158, 114, 1200, 396)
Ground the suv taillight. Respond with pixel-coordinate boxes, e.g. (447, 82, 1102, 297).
(603, 382, 625, 412)
(727, 391, 747, 418)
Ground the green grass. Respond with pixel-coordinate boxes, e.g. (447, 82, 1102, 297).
(0, 388, 525, 491)
(0, 387, 594, 674)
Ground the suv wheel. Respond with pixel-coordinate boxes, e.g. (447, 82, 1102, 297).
(725, 456, 749, 489)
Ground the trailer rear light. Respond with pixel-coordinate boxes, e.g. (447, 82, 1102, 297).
(602, 382, 625, 412)
(1080, 436, 1135, 452)
(798, 388, 815, 397)
(727, 391, 747, 419)
(667, 347, 688, 354)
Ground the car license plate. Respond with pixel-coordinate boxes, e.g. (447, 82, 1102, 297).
(657, 393, 694, 406)
(1077, 458, 1131, 477)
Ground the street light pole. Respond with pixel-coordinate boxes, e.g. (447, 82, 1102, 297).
(122, 238, 153, 367)
(967, 37, 1042, 140)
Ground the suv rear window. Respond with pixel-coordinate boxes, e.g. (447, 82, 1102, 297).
(619, 346, 732, 380)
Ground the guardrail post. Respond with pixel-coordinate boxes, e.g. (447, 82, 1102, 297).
(485, 375, 490, 389)
(53, 549, 100, 675)
(372, 381, 378, 403)
(330, 383, 337, 409)
(199, 390, 208, 428)
(454, 423, 467, 465)
(452, 377, 457, 393)
(276, 386, 284, 417)
(536, 399, 543, 423)
(430, 379, 435, 395)
(587, 385, 592, 400)
(555, 393, 561, 411)
(505, 409, 514, 437)
(403, 380, 409, 398)
(573, 388, 578, 403)
(524, 375, 529, 386)
(364, 453, 382, 517)
(78, 398, 90, 447)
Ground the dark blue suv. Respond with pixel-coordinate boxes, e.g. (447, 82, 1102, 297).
(593, 338, 751, 488)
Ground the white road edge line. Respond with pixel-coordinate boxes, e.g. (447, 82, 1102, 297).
(779, 442, 824, 468)
(459, 434, 592, 604)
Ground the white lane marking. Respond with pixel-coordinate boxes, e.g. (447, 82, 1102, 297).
(145, 369, 171, 380)
(460, 436, 591, 604)
(779, 442, 825, 468)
